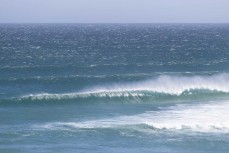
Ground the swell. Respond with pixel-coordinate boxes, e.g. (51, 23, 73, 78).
(0, 73, 152, 82)
(0, 71, 222, 82)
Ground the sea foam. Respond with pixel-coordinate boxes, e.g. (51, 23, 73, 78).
(37, 100, 229, 133)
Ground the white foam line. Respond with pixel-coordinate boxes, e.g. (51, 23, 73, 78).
(21, 91, 147, 100)
(36, 101, 229, 133)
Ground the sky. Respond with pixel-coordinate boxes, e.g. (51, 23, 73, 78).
(0, 0, 229, 23)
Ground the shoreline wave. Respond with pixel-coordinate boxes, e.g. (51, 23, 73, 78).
(34, 101, 229, 133)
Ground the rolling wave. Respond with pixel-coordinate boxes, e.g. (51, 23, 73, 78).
(19, 73, 229, 101)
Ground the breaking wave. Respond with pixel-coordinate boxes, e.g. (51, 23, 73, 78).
(19, 73, 229, 101)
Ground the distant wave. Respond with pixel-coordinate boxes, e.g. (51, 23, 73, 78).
(0, 73, 151, 82)
(20, 73, 229, 101)
(0, 71, 222, 82)
(34, 101, 229, 133)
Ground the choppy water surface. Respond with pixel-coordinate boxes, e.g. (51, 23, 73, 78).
(1, 24, 229, 153)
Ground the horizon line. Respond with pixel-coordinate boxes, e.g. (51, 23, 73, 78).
(1, 22, 229, 24)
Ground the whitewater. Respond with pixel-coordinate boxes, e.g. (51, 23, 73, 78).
(37, 100, 229, 133)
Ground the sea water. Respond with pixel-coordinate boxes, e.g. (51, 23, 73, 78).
(1, 24, 229, 153)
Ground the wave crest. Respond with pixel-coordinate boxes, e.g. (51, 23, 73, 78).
(84, 73, 229, 95)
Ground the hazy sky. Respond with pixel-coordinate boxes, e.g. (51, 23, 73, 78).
(0, 0, 229, 23)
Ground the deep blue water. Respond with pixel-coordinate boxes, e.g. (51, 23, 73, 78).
(1, 24, 229, 153)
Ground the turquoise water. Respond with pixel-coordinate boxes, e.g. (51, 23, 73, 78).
(1, 24, 229, 153)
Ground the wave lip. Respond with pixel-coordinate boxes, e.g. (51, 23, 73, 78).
(84, 73, 229, 95)
(35, 101, 229, 133)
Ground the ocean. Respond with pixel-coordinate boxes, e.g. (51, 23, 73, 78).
(1, 24, 229, 153)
